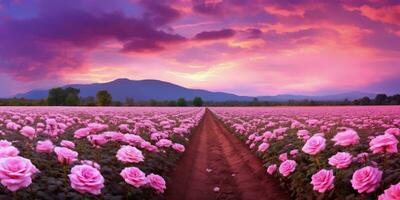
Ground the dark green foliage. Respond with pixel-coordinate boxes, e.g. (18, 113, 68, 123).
(65, 93, 80, 106)
(374, 94, 388, 105)
(192, 97, 203, 107)
(96, 90, 112, 106)
(48, 87, 80, 106)
(176, 98, 187, 107)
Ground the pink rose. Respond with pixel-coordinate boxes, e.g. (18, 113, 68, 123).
(123, 134, 145, 145)
(0, 156, 39, 191)
(267, 164, 277, 175)
(36, 140, 54, 153)
(257, 143, 269, 152)
(0, 140, 12, 148)
(332, 129, 360, 147)
(328, 152, 352, 169)
(0, 146, 19, 158)
(120, 167, 147, 188)
(146, 173, 166, 193)
(290, 149, 299, 157)
(116, 145, 144, 163)
(356, 152, 369, 163)
(369, 134, 399, 154)
(60, 140, 75, 149)
(20, 126, 36, 140)
(311, 169, 334, 193)
(297, 130, 310, 140)
(87, 135, 108, 148)
(279, 160, 297, 177)
(74, 128, 91, 139)
(279, 153, 288, 161)
(54, 147, 78, 165)
(351, 166, 382, 193)
(156, 139, 173, 148)
(172, 143, 185, 153)
(69, 164, 104, 195)
(302, 135, 326, 155)
(379, 183, 400, 200)
(385, 128, 400, 136)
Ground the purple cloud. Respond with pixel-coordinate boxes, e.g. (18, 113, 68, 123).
(0, 0, 185, 81)
(194, 29, 236, 40)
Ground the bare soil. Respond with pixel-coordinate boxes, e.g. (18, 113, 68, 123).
(165, 109, 290, 200)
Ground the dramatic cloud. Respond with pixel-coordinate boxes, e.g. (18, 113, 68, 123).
(0, 0, 185, 81)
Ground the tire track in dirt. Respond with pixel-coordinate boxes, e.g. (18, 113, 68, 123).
(165, 109, 289, 200)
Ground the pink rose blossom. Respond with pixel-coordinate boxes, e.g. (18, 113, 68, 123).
(69, 164, 104, 195)
(54, 147, 78, 165)
(116, 145, 144, 163)
(290, 149, 299, 157)
(267, 164, 277, 175)
(146, 173, 166, 193)
(356, 152, 369, 163)
(172, 143, 185, 153)
(332, 129, 360, 147)
(0, 156, 39, 192)
(328, 152, 353, 169)
(156, 139, 173, 148)
(297, 130, 310, 140)
(120, 167, 147, 188)
(385, 128, 400, 136)
(74, 128, 91, 139)
(279, 160, 297, 177)
(378, 183, 400, 200)
(279, 153, 288, 161)
(369, 134, 399, 154)
(311, 169, 335, 193)
(87, 134, 108, 148)
(36, 140, 54, 153)
(302, 135, 326, 155)
(351, 166, 382, 193)
(0, 146, 19, 158)
(0, 140, 12, 148)
(257, 143, 269, 152)
(20, 126, 36, 140)
(60, 140, 75, 149)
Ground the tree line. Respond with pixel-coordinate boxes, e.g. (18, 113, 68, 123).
(0, 89, 399, 107)
(0, 87, 204, 107)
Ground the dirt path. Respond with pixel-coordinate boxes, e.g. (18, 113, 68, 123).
(165, 109, 290, 200)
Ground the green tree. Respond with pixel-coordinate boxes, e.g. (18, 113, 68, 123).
(374, 94, 388, 105)
(65, 93, 80, 106)
(359, 96, 371, 105)
(193, 97, 203, 107)
(176, 97, 187, 107)
(48, 87, 66, 106)
(96, 90, 112, 106)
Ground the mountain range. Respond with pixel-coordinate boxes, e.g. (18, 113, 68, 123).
(15, 78, 376, 102)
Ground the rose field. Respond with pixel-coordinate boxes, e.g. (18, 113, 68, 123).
(0, 106, 400, 200)
(0, 107, 204, 200)
(211, 106, 400, 200)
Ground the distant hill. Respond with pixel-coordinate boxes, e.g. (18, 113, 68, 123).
(15, 78, 253, 101)
(15, 78, 376, 102)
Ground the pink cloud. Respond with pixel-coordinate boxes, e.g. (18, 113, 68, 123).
(345, 5, 400, 25)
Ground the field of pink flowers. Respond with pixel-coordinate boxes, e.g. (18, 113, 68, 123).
(0, 107, 204, 200)
(211, 106, 400, 200)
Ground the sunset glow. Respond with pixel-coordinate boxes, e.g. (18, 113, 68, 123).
(0, 0, 399, 97)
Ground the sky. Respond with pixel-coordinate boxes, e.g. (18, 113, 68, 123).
(0, 0, 399, 97)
